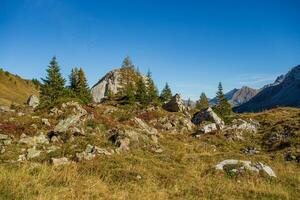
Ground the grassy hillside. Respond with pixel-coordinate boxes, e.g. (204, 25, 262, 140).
(0, 69, 39, 106)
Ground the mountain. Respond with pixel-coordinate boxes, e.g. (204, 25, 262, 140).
(91, 67, 148, 103)
(0, 69, 39, 106)
(210, 87, 259, 107)
(234, 65, 300, 113)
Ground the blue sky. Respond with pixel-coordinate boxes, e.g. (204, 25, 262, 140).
(0, 0, 300, 99)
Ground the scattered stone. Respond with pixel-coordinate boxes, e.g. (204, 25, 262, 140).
(18, 154, 27, 162)
(0, 134, 12, 145)
(17, 112, 25, 117)
(242, 147, 259, 155)
(0, 144, 5, 154)
(284, 152, 300, 163)
(26, 147, 41, 159)
(19, 133, 49, 146)
(196, 123, 218, 135)
(163, 94, 187, 112)
(0, 106, 14, 112)
(27, 95, 39, 108)
(215, 159, 276, 178)
(51, 157, 71, 166)
(226, 119, 258, 133)
(192, 107, 224, 129)
(42, 118, 51, 126)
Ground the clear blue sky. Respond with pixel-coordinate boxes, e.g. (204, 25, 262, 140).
(1, 0, 300, 99)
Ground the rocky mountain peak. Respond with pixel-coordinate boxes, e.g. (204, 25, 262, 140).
(91, 67, 147, 103)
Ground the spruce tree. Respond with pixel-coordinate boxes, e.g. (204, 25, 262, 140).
(136, 77, 148, 105)
(123, 83, 135, 105)
(69, 67, 79, 91)
(160, 83, 172, 102)
(146, 70, 159, 104)
(121, 56, 135, 69)
(40, 56, 67, 108)
(76, 68, 92, 103)
(187, 98, 192, 108)
(68, 67, 92, 104)
(215, 82, 232, 119)
(196, 92, 209, 110)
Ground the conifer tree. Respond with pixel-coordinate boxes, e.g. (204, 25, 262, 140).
(40, 56, 67, 108)
(196, 92, 209, 110)
(136, 77, 148, 105)
(146, 70, 159, 104)
(121, 56, 135, 69)
(123, 83, 135, 105)
(215, 82, 232, 119)
(187, 98, 192, 108)
(76, 68, 92, 103)
(160, 83, 172, 102)
(69, 67, 79, 91)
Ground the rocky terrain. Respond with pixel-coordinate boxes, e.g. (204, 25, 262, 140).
(0, 92, 299, 199)
(0, 65, 299, 199)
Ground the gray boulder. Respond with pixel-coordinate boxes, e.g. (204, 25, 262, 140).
(163, 94, 187, 112)
(54, 102, 87, 133)
(192, 107, 224, 129)
(215, 159, 276, 177)
(27, 95, 39, 108)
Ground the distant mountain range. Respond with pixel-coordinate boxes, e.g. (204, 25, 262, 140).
(209, 86, 259, 107)
(234, 65, 300, 112)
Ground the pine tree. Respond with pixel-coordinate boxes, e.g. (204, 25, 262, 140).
(215, 82, 232, 119)
(40, 56, 67, 108)
(121, 56, 135, 69)
(146, 70, 159, 104)
(136, 77, 148, 105)
(160, 83, 172, 102)
(196, 92, 209, 110)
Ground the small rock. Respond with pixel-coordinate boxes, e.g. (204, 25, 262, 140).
(26, 147, 41, 159)
(51, 157, 70, 166)
(42, 118, 51, 126)
(18, 154, 27, 162)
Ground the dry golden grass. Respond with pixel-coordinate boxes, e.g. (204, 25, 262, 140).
(0, 70, 38, 106)
(0, 132, 299, 200)
(0, 106, 299, 199)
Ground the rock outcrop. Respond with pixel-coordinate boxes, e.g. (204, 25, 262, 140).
(91, 68, 149, 103)
(91, 69, 123, 103)
(192, 107, 224, 128)
(163, 94, 187, 112)
(27, 95, 39, 108)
